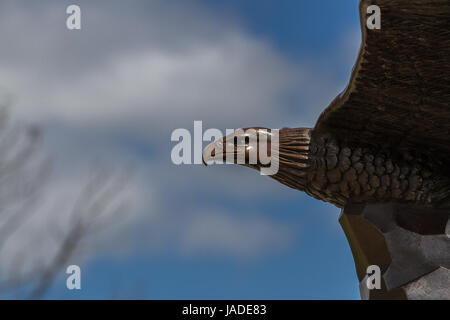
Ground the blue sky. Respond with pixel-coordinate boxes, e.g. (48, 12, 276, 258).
(0, 0, 362, 299)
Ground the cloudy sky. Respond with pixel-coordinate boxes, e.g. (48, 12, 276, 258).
(0, 0, 362, 299)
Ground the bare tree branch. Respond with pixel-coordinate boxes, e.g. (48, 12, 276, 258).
(0, 107, 130, 299)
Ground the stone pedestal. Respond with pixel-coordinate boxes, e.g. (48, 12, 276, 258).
(339, 202, 450, 300)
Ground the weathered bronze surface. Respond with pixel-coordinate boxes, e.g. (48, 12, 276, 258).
(203, 0, 450, 299)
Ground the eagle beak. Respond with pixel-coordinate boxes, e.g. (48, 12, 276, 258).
(202, 151, 210, 166)
(202, 136, 233, 166)
(202, 141, 218, 166)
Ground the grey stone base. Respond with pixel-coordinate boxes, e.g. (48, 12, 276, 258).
(340, 202, 450, 300)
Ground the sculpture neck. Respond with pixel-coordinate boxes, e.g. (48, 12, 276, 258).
(269, 127, 312, 192)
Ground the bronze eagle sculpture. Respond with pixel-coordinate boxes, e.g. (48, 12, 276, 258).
(202, 0, 450, 299)
(203, 0, 450, 210)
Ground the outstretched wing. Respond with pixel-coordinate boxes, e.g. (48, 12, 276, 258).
(315, 0, 450, 164)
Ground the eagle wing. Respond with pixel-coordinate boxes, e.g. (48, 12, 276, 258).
(315, 0, 450, 165)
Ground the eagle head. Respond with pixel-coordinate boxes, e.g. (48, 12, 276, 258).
(202, 127, 312, 190)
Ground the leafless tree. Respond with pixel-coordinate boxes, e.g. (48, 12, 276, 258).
(0, 107, 130, 299)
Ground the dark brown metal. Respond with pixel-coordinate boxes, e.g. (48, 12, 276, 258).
(316, 0, 450, 168)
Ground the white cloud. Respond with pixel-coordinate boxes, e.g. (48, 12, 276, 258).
(180, 210, 293, 258)
(0, 0, 307, 272)
(17, 37, 297, 131)
(0, 0, 302, 134)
